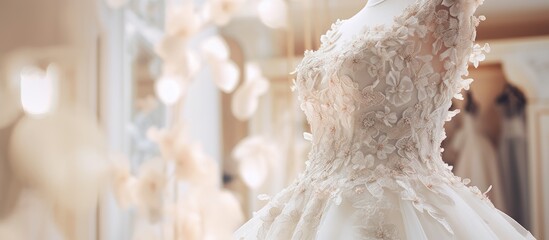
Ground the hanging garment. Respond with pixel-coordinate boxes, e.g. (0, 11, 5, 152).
(451, 113, 506, 211)
(497, 84, 530, 229)
(235, 0, 534, 239)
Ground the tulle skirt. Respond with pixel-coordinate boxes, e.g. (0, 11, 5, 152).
(234, 174, 535, 240)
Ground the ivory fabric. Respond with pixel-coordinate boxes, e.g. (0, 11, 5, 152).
(235, 0, 534, 239)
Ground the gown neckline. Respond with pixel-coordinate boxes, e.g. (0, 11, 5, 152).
(307, 0, 428, 57)
(366, 0, 390, 8)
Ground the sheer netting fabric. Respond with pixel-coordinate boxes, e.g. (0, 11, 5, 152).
(234, 0, 535, 239)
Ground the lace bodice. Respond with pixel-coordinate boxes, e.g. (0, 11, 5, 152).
(235, 1, 537, 238)
(292, 0, 488, 192)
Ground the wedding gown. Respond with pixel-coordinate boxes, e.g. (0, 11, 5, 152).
(452, 113, 505, 211)
(235, 0, 535, 239)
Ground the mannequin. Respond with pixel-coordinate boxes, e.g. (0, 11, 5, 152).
(335, 0, 416, 50)
(235, 0, 536, 238)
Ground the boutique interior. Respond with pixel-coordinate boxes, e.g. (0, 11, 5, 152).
(1, 0, 549, 239)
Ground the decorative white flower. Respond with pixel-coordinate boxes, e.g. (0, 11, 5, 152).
(174, 143, 220, 186)
(336, 142, 362, 167)
(375, 106, 398, 127)
(395, 41, 432, 71)
(418, 175, 455, 204)
(378, 35, 404, 54)
(444, 18, 460, 47)
(203, 0, 245, 26)
(165, 2, 202, 39)
(469, 43, 490, 68)
(300, 97, 318, 123)
(155, 35, 189, 64)
(367, 47, 393, 78)
(415, 102, 434, 127)
(343, 51, 368, 71)
(361, 112, 380, 138)
(135, 159, 166, 222)
(334, 93, 356, 113)
(260, 205, 282, 224)
(433, 18, 458, 54)
(320, 20, 343, 49)
(350, 35, 367, 52)
(442, 0, 461, 17)
(359, 222, 400, 240)
(155, 37, 200, 78)
(387, 157, 416, 176)
(336, 74, 359, 92)
(201, 35, 230, 60)
(393, 108, 415, 134)
(396, 16, 428, 38)
(360, 80, 385, 106)
(336, 97, 356, 128)
(452, 77, 474, 100)
(147, 124, 187, 160)
(385, 71, 413, 107)
(109, 154, 138, 208)
(232, 136, 280, 189)
(415, 65, 439, 101)
(232, 63, 270, 120)
(317, 101, 338, 125)
(165, 189, 244, 240)
(351, 152, 375, 171)
(396, 136, 419, 160)
(208, 57, 241, 93)
(400, 187, 429, 213)
(367, 134, 396, 160)
(148, 125, 219, 186)
(199, 35, 242, 93)
(460, 78, 474, 92)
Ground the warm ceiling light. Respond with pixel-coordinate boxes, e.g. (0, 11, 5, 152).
(257, 0, 288, 29)
(155, 75, 183, 105)
(20, 64, 58, 116)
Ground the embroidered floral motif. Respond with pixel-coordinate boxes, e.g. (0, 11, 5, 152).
(351, 152, 375, 171)
(375, 107, 398, 127)
(469, 43, 491, 68)
(362, 111, 380, 138)
(396, 136, 419, 160)
(360, 80, 386, 106)
(359, 222, 401, 240)
(242, 0, 494, 239)
(367, 134, 396, 160)
(385, 70, 414, 107)
(344, 51, 369, 71)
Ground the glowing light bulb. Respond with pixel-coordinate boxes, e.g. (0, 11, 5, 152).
(20, 64, 58, 115)
(257, 0, 288, 29)
(155, 76, 183, 105)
